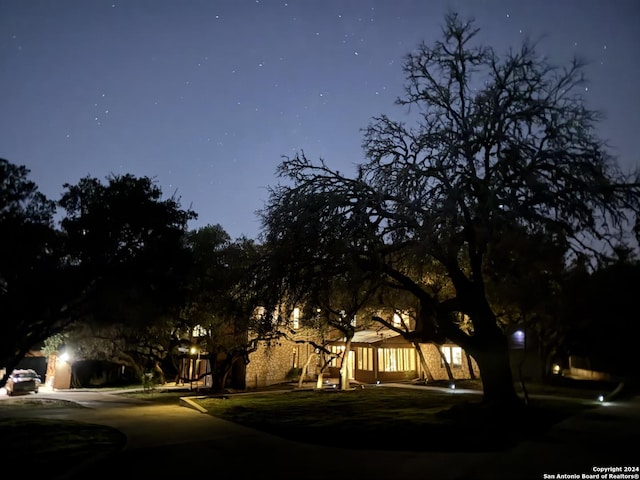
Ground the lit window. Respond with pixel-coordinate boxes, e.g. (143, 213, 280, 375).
(378, 347, 416, 372)
(393, 311, 411, 328)
(441, 346, 463, 368)
(380, 348, 398, 371)
(292, 307, 300, 329)
(452, 346, 462, 367)
(329, 345, 345, 366)
(193, 325, 207, 337)
(254, 305, 281, 324)
(356, 347, 373, 371)
(442, 346, 451, 365)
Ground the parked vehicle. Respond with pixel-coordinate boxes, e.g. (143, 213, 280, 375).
(5, 369, 41, 396)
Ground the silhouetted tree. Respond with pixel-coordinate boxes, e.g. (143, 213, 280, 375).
(261, 12, 640, 408)
(57, 173, 196, 381)
(0, 159, 71, 385)
(180, 225, 276, 391)
(559, 251, 640, 379)
(259, 187, 387, 389)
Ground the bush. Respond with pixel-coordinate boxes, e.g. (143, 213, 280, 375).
(285, 367, 302, 381)
(142, 372, 156, 392)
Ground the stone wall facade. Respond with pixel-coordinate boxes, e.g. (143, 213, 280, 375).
(244, 330, 481, 388)
(418, 343, 480, 381)
(246, 328, 321, 388)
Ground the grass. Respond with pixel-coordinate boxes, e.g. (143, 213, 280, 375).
(190, 383, 598, 452)
(0, 379, 607, 464)
(1, 417, 126, 458)
(0, 397, 126, 465)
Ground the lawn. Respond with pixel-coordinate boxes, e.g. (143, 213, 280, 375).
(0, 379, 604, 464)
(190, 384, 598, 452)
(0, 413, 125, 467)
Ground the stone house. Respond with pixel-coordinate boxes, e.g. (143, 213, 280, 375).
(185, 326, 479, 390)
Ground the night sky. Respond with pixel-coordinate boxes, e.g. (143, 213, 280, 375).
(1, 1, 639, 240)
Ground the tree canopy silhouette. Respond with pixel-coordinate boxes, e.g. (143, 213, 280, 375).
(0, 165, 199, 385)
(57, 173, 197, 377)
(261, 12, 640, 407)
(0, 159, 68, 384)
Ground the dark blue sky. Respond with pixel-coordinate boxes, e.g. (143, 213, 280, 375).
(2, 0, 638, 240)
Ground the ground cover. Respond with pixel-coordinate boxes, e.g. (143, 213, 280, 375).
(0, 416, 126, 465)
(192, 383, 598, 452)
(0, 379, 606, 464)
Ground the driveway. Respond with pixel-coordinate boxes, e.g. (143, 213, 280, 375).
(2, 386, 639, 480)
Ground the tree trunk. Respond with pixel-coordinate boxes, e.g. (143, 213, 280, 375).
(458, 294, 523, 407)
(465, 351, 476, 380)
(153, 361, 166, 384)
(209, 359, 224, 392)
(211, 357, 233, 392)
(435, 344, 455, 381)
(230, 356, 246, 390)
(414, 341, 434, 382)
(339, 339, 352, 390)
(469, 341, 522, 408)
(298, 352, 316, 389)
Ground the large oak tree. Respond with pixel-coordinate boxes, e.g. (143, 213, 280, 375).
(261, 12, 640, 408)
(0, 159, 70, 385)
(57, 173, 196, 382)
(179, 225, 271, 391)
